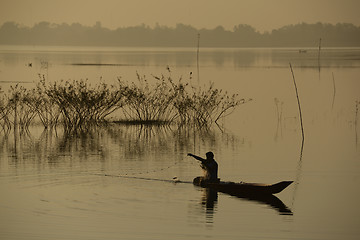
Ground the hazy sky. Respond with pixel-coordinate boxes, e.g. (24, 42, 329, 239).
(0, 0, 359, 32)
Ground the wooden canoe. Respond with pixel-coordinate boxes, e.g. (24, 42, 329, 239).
(193, 177, 293, 196)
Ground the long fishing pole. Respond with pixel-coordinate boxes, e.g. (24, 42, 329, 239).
(92, 156, 198, 184)
(93, 173, 193, 184)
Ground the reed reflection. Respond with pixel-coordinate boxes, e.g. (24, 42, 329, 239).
(0, 123, 243, 171)
(0, 126, 108, 169)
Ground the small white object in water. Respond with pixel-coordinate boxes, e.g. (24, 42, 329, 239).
(172, 176, 180, 183)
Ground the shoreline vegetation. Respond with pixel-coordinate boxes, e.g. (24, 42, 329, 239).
(0, 72, 252, 132)
(1, 21, 359, 47)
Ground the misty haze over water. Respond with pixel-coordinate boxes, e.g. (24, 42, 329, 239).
(1, 44, 360, 240)
(1, 21, 360, 47)
(1, 1, 360, 237)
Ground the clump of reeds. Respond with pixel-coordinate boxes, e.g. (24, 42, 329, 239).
(191, 83, 249, 125)
(0, 76, 61, 130)
(120, 73, 251, 126)
(0, 84, 37, 130)
(28, 75, 61, 128)
(0, 87, 9, 129)
(0, 72, 251, 131)
(120, 72, 177, 123)
(46, 78, 126, 130)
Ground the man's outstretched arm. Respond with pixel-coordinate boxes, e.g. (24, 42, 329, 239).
(187, 153, 205, 162)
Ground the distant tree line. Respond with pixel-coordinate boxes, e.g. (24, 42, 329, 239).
(0, 21, 359, 47)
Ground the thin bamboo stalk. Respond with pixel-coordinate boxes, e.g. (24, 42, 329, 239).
(197, 33, 200, 82)
(318, 38, 322, 72)
(331, 72, 336, 109)
(289, 63, 305, 147)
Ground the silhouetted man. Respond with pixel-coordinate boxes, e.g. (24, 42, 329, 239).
(188, 152, 219, 182)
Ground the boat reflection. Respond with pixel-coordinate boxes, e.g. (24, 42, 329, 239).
(200, 187, 293, 216)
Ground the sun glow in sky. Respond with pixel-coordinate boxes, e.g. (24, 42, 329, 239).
(0, 0, 359, 32)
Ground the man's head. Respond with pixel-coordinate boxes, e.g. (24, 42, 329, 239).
(206, 152, 214, 160)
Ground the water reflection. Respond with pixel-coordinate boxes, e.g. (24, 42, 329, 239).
(197, 185, 292, 220)
(2, 48, 359, 85)
(0, 123, 245, 173)
(201, 188, 218, 224)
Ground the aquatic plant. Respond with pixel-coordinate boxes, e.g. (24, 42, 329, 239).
(274, 97, 284, 124)
(2, 84, 38, 129)
(191, 83, 250, 124)
(0, 72, 250, 131)
(170, 79, 251, 125)
(26, 75, 61, 128)
(0, 77, 61, 130)
(120, 73, 251, 126)
(0, 87, 10, 129)
(120, 73, 177, 123)
(46, 78, 126, 130)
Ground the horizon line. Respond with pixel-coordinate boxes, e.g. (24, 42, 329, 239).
(1, 20, 360, 33)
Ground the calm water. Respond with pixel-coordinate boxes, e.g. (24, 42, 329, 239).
(1, 46, 360, 240)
